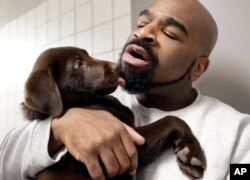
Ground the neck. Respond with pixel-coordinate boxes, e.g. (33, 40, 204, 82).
(136, 85, 197, 111)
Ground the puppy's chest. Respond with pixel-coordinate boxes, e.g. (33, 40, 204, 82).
(62, 94, 135, 127)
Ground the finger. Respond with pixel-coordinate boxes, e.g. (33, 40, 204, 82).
(99, 148, 119, 177)
(123, 123, 145, 145)
(84, 155, 105, 180)
(112, 139, 131, 174)
(119, 127, 138, 176)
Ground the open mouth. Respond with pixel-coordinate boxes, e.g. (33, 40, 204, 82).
(130, 50, 146, 60)
(121, 44, 149, 67)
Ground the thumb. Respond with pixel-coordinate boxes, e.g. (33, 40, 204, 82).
(123, 123, 145, 145)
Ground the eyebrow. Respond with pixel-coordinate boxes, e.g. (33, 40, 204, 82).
(139, 9, 188, 36)
(166, 17, 188, 36)
(139, 9, 151, 16)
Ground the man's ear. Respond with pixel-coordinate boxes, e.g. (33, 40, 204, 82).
(189, 57, 210, 82)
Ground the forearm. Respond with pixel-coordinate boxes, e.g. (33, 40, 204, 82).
(0, 117, 67, 180)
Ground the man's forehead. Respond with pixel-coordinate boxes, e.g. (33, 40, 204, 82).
(145, 1, 190, 23)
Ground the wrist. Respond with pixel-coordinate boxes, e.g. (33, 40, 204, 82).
(48, 118, 64, 156)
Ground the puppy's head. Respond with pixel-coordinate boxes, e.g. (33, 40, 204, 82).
(22, 47, 119, 120)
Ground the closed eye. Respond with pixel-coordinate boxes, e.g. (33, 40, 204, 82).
(137, 25, 144, 28)
(136, 23, 147, 29)
(163, 31, 178, 40)
(136, 19, 150, 29)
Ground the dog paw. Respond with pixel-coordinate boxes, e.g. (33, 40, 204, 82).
(174, 138, 206, 179)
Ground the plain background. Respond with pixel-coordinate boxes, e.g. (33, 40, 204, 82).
(0, 0, 249, 142)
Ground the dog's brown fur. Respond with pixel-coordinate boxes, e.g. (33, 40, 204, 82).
(21, 47, 206, 180)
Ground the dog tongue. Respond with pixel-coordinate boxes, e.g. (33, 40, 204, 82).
(118, 77, 126, 88)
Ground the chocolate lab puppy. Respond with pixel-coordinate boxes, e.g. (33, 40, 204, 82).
(21, 47, 206, 179)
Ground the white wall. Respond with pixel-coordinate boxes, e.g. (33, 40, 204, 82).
(0, 0, 132, 142)
(131, 0, 250, 114)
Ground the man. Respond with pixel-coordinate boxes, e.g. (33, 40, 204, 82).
(1, 0, 250, 180)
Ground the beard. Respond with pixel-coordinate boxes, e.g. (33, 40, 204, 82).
(118, 39, 157, 93)
(118, 39, 196, 94)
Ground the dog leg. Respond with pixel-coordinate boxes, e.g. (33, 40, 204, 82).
(135, 116, 206, 179)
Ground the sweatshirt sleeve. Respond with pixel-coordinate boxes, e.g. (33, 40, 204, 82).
(230, 114, 250, 164)
(0, 117, 67, 180)
(223, 115, 250, 180)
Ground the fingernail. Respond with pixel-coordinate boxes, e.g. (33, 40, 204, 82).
(130, 169, 137, 176)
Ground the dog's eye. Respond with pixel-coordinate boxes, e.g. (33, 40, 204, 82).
(73, 59, 84, 69)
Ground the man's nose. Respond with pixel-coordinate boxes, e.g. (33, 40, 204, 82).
(133, 24, 157, 45)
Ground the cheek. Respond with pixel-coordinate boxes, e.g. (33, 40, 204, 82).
(87, 67, 105, 85)
(154, 46, 181, 70)
(151, 47, 192, 81)
(72, 71, 86, 85)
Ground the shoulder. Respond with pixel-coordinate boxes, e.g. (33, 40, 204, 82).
(192, 94, 250, 163)
(199, 94, 249, 121)
(188, 93, 250, 136)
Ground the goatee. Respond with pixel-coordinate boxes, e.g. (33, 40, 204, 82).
(118, 39, 157, 93)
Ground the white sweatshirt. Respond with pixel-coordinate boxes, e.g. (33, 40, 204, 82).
(120, 90, 250, 180)
(0, 118, 67, 180)
(0, 89, 250, 180)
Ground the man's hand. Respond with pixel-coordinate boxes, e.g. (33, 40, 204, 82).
(49, 107, 145, 180)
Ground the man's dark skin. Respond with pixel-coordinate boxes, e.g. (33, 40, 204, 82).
(48, 0, 218, 179)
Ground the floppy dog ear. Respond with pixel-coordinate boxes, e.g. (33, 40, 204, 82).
(23, 67, 63, 119)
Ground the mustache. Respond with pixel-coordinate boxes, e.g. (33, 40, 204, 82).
(125, 38, 152, 49)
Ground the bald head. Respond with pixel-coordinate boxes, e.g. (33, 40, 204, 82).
(188, 0, 218, 56)
(150, 0, 218, 57)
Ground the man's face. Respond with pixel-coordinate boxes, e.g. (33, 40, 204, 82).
(118, 0, 203, 93)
